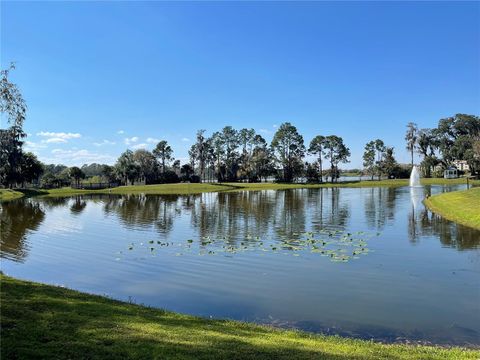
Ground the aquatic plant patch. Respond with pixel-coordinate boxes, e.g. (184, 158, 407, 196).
(119, 229, 380, 263)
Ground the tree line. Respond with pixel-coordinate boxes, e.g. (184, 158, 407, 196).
(1, 65, 479, 189)
(404, 115, 480, 177)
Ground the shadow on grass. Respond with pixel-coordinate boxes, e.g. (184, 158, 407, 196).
(1, 276, 402, 360)
(16, 188, 49, 197)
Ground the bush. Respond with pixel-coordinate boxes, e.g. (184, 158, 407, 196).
(189, 175, 201, 183)
(157, 171, 179, 184)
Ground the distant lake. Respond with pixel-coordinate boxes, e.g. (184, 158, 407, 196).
(1, 185, 479, 347)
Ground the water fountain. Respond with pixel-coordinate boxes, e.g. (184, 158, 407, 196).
(409, 165, 421, 187)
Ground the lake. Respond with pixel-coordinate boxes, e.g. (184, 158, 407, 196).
(1, 185, 479, 347)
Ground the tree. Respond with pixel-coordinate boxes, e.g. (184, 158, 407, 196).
(180, 164, 194, 180)
(271, 122, 305, 182)
(250, 134, 274, 182)
(69, 167, 85, 187)
(220, 126, 240, 181)
(192, 130, 209, 181)
(19, 152, 44, 186)
(238, 128, 255, 181)
(101, 165, 117, 182)
(115, 150, 139, 185)
(308, 135, 326, 183)
(381, 147, 398, 178)
(209, 131, 225, 181)
(363, 141, 376, 180)
(323, 135, 350, 182)
(417, 129, 437, 178)
(0, 64, 27, 187)
(133, 149, 158, 184)
(153, 140, 173, 173)
(405, 122, 418, 168)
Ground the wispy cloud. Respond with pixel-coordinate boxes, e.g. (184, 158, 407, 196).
(146, 137, 160, 144)
(44, 138, 67, 144)
(117, 130, 125, 134)
(46, 148, 115, 165)
(131, 143, 147, 150)
(24, 141, 47, 151)
(181, 137, 190, 142)
(93, 139, 116, 146)
(124, 136, 139, 145)
(37, 131, 82, 140)
(259, 129, 272, 135)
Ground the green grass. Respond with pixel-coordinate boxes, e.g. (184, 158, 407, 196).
(0, 189, 25, 201)
(424, 187, 480, 230)
(1, 275, 477, 360)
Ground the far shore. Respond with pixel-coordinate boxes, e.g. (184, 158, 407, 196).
(0, 177, 477, 202)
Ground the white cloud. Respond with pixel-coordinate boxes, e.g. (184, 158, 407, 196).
(117, 130, 125, 134)
(146, 137, 160, 144)
(93, 139, 116, 146)
(131, 143, 147, 150)
(24, 141, 47, 151)
(37, 131, 82, 140)
(44, 138, 67, 143)
(181, 137, 190, 142)
(259, 129, 272, 135)
(46, 148, 115, 165)
(273, 124, 278, 128)
(124, 136, 139, 145)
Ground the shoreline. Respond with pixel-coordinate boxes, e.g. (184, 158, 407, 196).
(0, 177, 476, 202)
(424, 187, 480, 230)
(1, 275, 478, 359)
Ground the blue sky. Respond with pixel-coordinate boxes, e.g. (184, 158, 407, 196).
(1, 1, 479, 167)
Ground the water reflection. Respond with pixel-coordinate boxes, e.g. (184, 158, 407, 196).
(1, 186, 479, 347)
(0, 199, 45, 262)
(1, 187, 479, 262)
(364, 187, 397, 230)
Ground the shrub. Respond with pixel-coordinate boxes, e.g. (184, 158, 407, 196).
(157, 171, 179, 184)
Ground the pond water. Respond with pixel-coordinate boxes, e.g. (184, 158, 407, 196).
(1, 185, 479, 347)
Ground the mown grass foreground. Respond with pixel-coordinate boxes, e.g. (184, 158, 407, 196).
(424, 187, 480, 230)
(1, 177, 477, 202)
(1, 276, 478, 360)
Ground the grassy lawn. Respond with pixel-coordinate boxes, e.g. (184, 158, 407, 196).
(1, 275, 478, 360)
(1, 178, 477, 202)
(424, 187, 480, 230)
(0, 189, 25, 201)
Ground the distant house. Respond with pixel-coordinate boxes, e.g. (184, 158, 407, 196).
(452, 160, 469, 172)
(444, 166, 458, 179)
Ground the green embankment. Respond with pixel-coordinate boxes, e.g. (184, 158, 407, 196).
(1, 275, 477, 360)
(424, 187, 480, 230)
(0, 189, 24, 201)
(1, 178, 477, 202)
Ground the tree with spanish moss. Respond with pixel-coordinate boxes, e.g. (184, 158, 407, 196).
(405, 122, 418, 168)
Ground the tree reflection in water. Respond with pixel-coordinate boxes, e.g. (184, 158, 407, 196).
(0, 199, 45, 262)
(1, 187, 478, 263)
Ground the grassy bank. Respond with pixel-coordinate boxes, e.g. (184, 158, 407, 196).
(1, 275, 477, 360)
(1, 178, 477, 202)
(0, 189, 25, 201)
(424, 187, 480, 230)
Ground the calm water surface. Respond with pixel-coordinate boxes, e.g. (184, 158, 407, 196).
(1, 185, 479, 346)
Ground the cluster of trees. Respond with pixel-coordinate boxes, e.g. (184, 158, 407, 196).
(0, 64, 44, 188)
(362, 139, 409, 180)
(404, 115, 480, 177)
(106, 123, 352, 186)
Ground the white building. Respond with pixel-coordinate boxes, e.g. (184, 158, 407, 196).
(452, 160, 470, 172)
